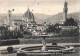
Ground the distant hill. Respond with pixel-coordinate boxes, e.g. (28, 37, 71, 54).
(0, 11, 79, 25)
(44, 12, 79, 24)
(0, 13, 51, 25)
(34, 13, 51, 24)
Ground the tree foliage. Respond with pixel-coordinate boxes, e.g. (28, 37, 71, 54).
(0, 26, 24, 40)
(46, 23, 61, 33)
(64, 18, 78, 26)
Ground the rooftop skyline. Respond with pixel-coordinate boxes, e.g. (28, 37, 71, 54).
(0, 0, 80, 15)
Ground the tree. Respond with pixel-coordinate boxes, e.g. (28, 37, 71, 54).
(23, 30, 32, 35)
(46, 23, 61, 33)
(64, 18, 78, 26)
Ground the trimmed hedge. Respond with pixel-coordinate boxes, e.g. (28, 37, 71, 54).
(20, 36, 79, 44)
(0, 39, 20, 46)
(0, 36, 79, 46)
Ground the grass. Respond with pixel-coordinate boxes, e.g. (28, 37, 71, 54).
(0, 53, 17, 56)
(0, 50, 17, 56)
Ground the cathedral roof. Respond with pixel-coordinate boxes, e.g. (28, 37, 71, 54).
(23, 8, 34, 19)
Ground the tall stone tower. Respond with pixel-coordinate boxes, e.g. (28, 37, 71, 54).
(7, 10, 12, 26)
(63, 1, 68, 20)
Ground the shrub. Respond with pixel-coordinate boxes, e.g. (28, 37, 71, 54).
(7, 46, 13, 53)
(52, 43, 57, 45)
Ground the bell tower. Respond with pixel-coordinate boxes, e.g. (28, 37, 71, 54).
(63, 1, 68, 20)
(8, 10, 12, 26)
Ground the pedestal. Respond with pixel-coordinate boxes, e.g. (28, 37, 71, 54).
(38, 34, 53, 51)
(41, 37, 47, 51)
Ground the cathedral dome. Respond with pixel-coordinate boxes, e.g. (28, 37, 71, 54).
(23, 8, 34, 19)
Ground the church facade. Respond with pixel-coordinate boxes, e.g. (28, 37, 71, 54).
(12, 8, 37, 31)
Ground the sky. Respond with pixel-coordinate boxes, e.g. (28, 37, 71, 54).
(0, 0, 80, 15)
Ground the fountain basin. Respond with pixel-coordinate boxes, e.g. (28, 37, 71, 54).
(17, 45, 74, 56)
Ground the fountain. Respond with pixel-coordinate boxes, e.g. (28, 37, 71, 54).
(17, 32, 75, 56)
(17, 23, 75, 56)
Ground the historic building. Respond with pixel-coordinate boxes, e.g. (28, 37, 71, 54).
(23, 8, 37, 31)
(5, 8, 37, 31)
(58, 1, 79, 36)
(63, 1, 68, 20)
(13, 19, 25, 30)
(4, 7, 45, 36)
(6, 10, 15, 30)
(59, 1, 68, 24)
